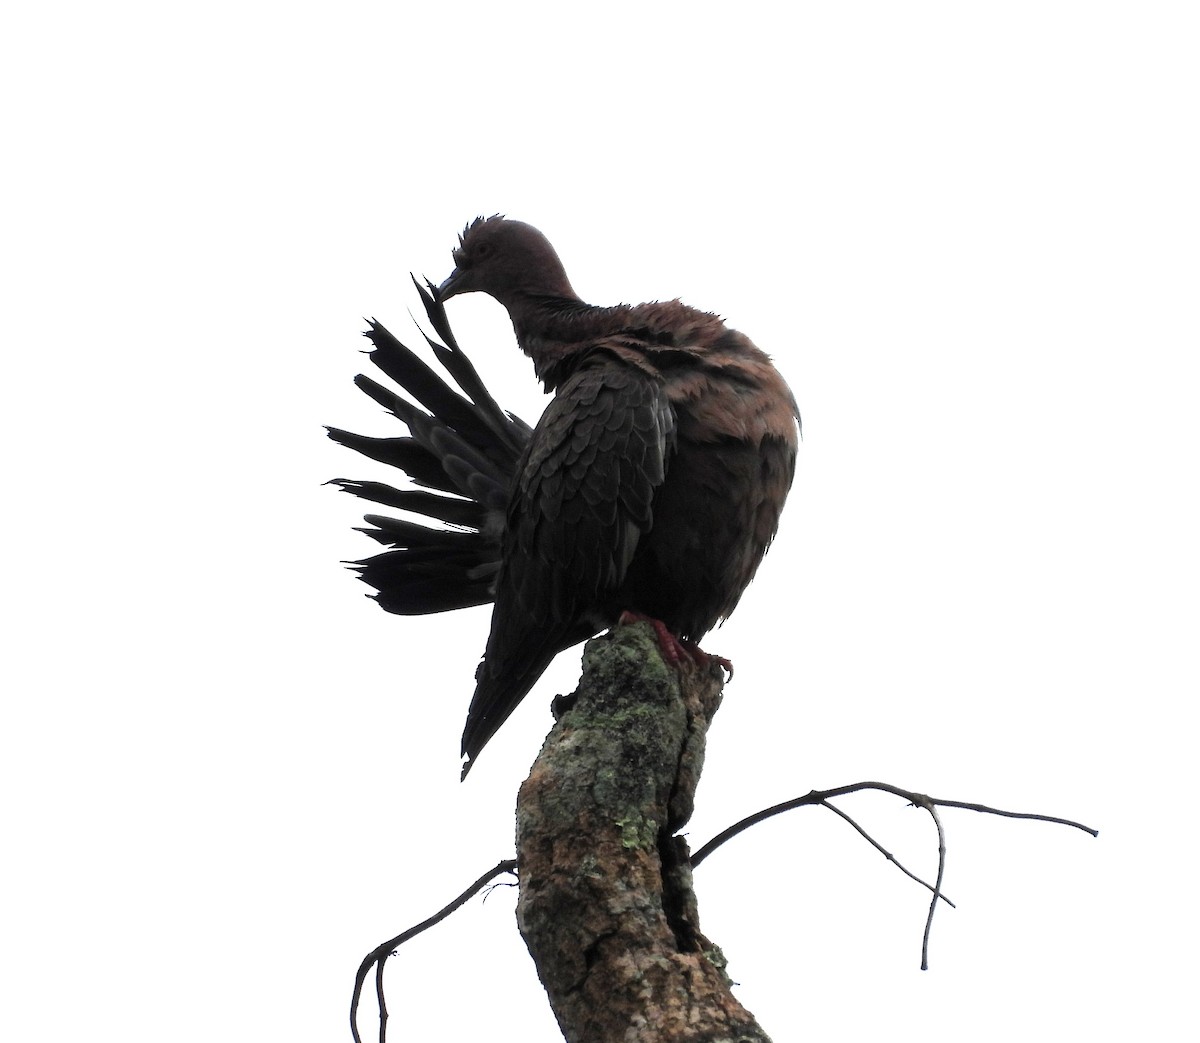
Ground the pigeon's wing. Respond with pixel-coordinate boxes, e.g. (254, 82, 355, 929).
(460, 351, 676, 773)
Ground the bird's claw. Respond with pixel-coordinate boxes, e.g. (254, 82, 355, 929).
(617, 611, 733, 679)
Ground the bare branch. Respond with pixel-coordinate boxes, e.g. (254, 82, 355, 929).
(929, 795, 1100, 833)
(690, 781, 1097, 868)
(820, 799, 956, 908)
(350, 858, 517, 1043)
(909, 795, 947, 970)
(350, 781, 1095, 1040)
(689, 780, 1095, 970)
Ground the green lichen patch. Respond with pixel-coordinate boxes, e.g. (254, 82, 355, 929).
(615, 814, 660, 851)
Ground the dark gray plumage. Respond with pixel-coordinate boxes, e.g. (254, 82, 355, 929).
(331, 218, 799, 776)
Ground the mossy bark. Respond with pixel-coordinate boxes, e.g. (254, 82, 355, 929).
(515, 622, 772, 1043)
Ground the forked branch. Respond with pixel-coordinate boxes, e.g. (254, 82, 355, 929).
(350, 859, 516, 1043)
(690, 780, 1096, 971)
(350, 631, 1097, 1041)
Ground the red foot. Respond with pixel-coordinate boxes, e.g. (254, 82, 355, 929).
(618, 610, 686, 665)
(681, 639, 734, 680)
(617, 611, 733, 679)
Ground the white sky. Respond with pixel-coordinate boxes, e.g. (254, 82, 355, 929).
(3, 3, 1197, 1041)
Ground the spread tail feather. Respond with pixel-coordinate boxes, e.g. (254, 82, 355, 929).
(329, 286, 530, 617)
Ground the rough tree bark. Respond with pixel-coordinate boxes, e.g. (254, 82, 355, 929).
(515, 622, 772, 1043)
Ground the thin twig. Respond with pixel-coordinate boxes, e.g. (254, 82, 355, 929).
(689, 781, 1095, 972)
(928, 795, 1100, 833)
(350, 858, 518, 1043)
(820, 799, 955, 908)
(691, 787, 1094, 974)
(374, 958, 386, 1043)
(909, 795, 947, 970)
(690, 781, 1096, 868)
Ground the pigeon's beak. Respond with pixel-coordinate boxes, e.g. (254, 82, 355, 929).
(435, 268, 465, 302)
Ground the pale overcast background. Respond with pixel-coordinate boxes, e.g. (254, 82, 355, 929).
(4, 3, 1197, 1041)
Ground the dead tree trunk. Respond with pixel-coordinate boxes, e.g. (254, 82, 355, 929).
(515, 622, 772, 1043)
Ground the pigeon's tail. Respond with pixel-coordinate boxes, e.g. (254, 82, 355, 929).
(460, 627, 589, 778)
(460, 656, 554, 779)
(328, 278, 531, 616)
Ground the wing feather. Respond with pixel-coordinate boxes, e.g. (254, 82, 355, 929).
(460, 355, 676, 768)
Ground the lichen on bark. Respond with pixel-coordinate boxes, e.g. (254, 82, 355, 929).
(515, 622, 772, 1043)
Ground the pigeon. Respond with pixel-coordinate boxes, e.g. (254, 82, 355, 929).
(330, 217, 800, 776)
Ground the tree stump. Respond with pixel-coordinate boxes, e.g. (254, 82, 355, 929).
(515, 622, 772, 1043)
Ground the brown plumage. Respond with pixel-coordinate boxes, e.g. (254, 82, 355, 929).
(440, 217, 799, 774)
(330, 217, 799, 777)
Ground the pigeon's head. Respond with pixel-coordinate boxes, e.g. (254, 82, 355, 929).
(437, 216, 577, 308)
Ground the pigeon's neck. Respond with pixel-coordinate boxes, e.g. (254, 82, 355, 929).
(506, 294, 634, 389)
